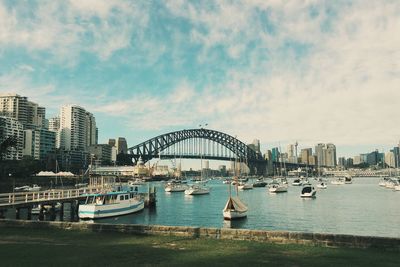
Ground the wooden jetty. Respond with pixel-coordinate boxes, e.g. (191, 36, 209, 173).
(0, 185, 156, 221)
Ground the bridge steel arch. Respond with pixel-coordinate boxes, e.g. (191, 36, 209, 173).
(127, 128, 267, 175)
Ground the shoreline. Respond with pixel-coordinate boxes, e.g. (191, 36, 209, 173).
(1, 219, 399, 251)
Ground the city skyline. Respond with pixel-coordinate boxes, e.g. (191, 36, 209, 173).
(1, 1, 399, 159)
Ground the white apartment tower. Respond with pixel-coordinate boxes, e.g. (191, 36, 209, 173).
(0, 94, 45, 128)
(60, 105, 97, 151)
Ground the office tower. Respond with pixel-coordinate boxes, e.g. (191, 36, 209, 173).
(325, 143, 337, 167)
(385, 152, 395, 168)
(308, 155, 317, 166)
(108, 138, 116, 147)
(287, 144, 297, 163)
(271, 147, 280, 162)
(338, 157, 346, 167)
(116, 137, 128, 154)
(301, 148, 312, 164)
(59, 105, 97, 151)
(252, 139, 260, 153)
(353, 155, 361, 165)
(315, 143, 326, 166)
(88, 144, 112, 165)
(0, 116, 24, 160)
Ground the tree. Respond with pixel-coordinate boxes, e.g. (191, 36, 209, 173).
(0, 135, 18, 161)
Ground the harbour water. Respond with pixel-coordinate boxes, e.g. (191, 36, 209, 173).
(93, 177, 400, 238)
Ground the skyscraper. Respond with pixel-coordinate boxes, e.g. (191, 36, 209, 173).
(59, 105, 97, 151)
(315, 143, 326, 166)
(301, 148, 312, 164)
(325, 143, 337, 167)
(117, 137, 128, 154)
(0, 94, 45, 128)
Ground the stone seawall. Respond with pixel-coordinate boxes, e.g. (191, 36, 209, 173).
(1, 219, 399, 251)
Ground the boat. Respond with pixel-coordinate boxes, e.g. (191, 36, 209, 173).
(344, 175, 352, 184)
(252, 180, 267, 187)
(128, 178, 145, 186)
(316, 182, 327, 189)
(331, 177, 345, 185)
(26, 184, 41, 191)
(222, 196, 248, 220)
(238, 181, 253, 190)
(78, 190, 144, 219)
(300, 183, 316, 198)
(165, 182, 188, 192)
(268, 180, 288, 193)
(292, 179, 302, 186)
(14, 185, 30, 191)
(184, 183, 210, 195)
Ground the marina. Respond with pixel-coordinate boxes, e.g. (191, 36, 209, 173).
(2, 177, 398, 238)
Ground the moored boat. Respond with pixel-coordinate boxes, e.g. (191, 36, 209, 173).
(165, 183, 188, 192)
(184, 183, 210, 195)
(268, 180, 288, 193)
(78, 190, 144, 219)
(301, 183, 316, 198)
(238, 182, 253, 190)
(223, 196, 248, 220)
(316, 182, 327, 189)
(292, 179, 302, 186)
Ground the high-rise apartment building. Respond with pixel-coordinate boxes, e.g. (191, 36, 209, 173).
(325, 143, 337, 167)
(59, 105, 97, 151)
(0, 116, 24, 160)
(117, 137, 128, 154)
(0, 94, 45, 128)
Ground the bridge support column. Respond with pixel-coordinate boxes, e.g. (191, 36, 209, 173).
(38, 205, 44, 221)
(0, 209, 7, 219)
(59, 203, 64, 221)
(27, 206, 32, 220)
(15, 207, 20, 220)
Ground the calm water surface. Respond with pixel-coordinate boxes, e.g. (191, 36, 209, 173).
(94, 177, 400, 238)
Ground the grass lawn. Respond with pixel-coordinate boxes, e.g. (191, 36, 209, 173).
(0, 226, 398, 267)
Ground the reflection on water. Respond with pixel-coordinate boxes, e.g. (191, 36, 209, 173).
(223, 218, 248, 229)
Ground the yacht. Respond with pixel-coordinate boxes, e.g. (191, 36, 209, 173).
(78, 190, 144, 219)
(316, 182, 327, 189)
(292, 178, 302, 186)
(300, 183, 316, 198)
(331, 177, 345, 185)
(25, 184, 41, 191)
(184, 183, 210, 195)
(238, 182, 253, 190)
(268, 180, 288, 193)
(344, 175, 353, 184)
(165, 182, 188, 192)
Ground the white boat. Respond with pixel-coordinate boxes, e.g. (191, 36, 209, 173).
(238, 182, 253, 190)
(184, 184, 210, 195)
(128, 178, 145, 186)
(345, 175, 352, 184)
(300, 183, 316, 198)
(331, 177, 345, 185)
(223, 196, 247, 220)
(14, 185, 30, 191)
(165, 183, 187, 192)
(292, 179, 302, 186)
(394, 184, 400, 191)
(78, 190, 144, 219)
(316, 182, 327, 189)
(268, 181, 288, 193)
(26, 184, 41, 191)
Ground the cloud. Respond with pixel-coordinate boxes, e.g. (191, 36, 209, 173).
(0, 1, 149, 62)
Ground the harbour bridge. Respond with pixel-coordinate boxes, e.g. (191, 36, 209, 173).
(128, 128, 267, 175)
(127, 128, 309, 176)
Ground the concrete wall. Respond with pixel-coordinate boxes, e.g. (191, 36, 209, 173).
(1, 219, 399, 251)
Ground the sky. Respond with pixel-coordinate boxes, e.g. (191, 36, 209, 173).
(1, 0, 400, 163)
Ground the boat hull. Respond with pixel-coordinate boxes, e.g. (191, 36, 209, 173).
(223, 210, 247, 220)
(78, 200, 144, 219)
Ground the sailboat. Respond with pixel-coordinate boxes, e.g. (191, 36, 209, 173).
(223, 156, 247, 220)
(184, 141, 210, 195)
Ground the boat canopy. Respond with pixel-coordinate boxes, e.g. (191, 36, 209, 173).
(224, 197, 247, 212)
(301, 186, 313, 194)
